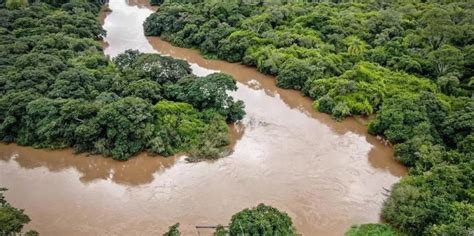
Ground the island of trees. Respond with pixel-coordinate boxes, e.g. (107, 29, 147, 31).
(144, 0, 473, 235)
(0, 0, 245, 162)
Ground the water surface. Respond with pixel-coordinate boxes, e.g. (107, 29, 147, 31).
(0, 0, 406, 235)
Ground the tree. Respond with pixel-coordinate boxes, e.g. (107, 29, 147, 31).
(276, 58, 314, 90)
(228, 204, 295, 236)
(48, 69, 100, 99)
(174, 73, 245, 122)
(0, 188, 32, 235)
(421, 7, 454, 50)
(425, 202, 474, 236)
(428, 45, 463, 77)
(383, 164, 473, 235)
(5, 0, 27, 9)
(346, 224, 399, 236)
(344, 36, 367, 56)
(130, 54, 192, 84)
(0, 91, 39, 142)
(217, 30, 257, 62)
(122, 79, 162, 104)
(213, 225, 228, 236)
(382, 180, 438, 235)
(113, 49, 141, 72)
(163, 223, 180, 236)
(150, 100, 206, 156)
(437, 74, 460, 95)
(96, 97, 155, 160)
(142, 1, 474, 235)
(368, 92, 446, 144)
(367, 9, 403, 45)
(441, 97, 474, 147)
(0, 0, 245, 163)
(150, 101, 229, 160)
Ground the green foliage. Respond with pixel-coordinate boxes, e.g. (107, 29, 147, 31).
(382, 163, 473, 235)
(427, 45, 463, 77)
(344, 36, 367, 56)
(346, 224, 400, 236)
(425, 202, 474, 236)
(276, 58, 313, 90)
(228, 203, 295, 236)
(25, 231, 40, 236)
(0, 188, 34, 235)
(150, 0, 164, 6)
(5, 0, 27, 9)
(149, 100, 229, 160)
(368, 92, 447, 144)
(169, 205, 296, 235)
(441, 97, 474, 148)
(213, 225, 228, 236)
(95, 97, 155, 160)
(122, 79, 162, 104)
(123, 53, 192, 84)
(144, 0, 474, 234)
(163, 223, 180, 236)
(310, 62, 436, 120)
(144, 0, 473, 103)
(165, 73, 245, 122)
(0, 4, 244, 161)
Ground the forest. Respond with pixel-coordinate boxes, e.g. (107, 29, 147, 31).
(0, 0, 245, 161)
(144, 0, 474, 235)
(0, 0, 473, 235)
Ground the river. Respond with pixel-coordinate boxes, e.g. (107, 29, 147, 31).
(0, 0, 406, 235)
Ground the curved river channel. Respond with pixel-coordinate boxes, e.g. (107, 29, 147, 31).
(0, 0, 406, 235)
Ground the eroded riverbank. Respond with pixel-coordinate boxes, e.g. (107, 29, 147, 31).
(0, 0, 406, 235)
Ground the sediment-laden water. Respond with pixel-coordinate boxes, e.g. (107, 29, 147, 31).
(0, 0, 406, 235)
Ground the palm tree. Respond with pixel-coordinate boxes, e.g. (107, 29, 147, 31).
(345, 36, 367, 56)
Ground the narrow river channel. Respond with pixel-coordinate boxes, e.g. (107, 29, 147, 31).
(0, 0, 406, 235)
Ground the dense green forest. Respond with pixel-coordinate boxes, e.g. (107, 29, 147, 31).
(144, 0, 474, 235)
(0, 0, 245, 161)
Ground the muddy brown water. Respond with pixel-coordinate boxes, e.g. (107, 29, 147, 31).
(0, 0, 406, 235)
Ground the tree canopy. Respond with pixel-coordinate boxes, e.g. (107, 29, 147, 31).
(145, 0, 474, 234)
(0, 1, 245, 161)
(228, 203, 296, 236)
(164, 204, 296, 236)
(0, 188, 38, 235)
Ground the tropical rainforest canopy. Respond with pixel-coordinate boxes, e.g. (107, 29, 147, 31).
(0, 0, 245, 161)
(0, 0, 473, 234)
(144, 0, 474, 235)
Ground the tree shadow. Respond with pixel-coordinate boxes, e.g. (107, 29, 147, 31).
(0, 143, 180, 186)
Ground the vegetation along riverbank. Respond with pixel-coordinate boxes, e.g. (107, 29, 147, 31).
(144, 0, 474, 235)
(0, 0, 245, 162)
(0, 0, 472, 235)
